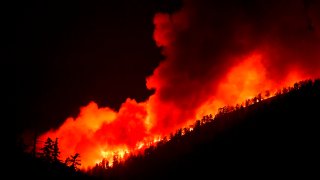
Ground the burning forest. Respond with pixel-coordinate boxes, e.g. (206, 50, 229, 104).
(16, 0, 320, 171)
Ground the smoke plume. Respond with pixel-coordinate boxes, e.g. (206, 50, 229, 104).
(40, 0, 320, 168)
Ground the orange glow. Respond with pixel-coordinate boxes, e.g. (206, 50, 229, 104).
(39, 51, 309, 169)
(38, 8, 317, 169)
(196, 52, 308, 118)
(40, 99, 150, 168)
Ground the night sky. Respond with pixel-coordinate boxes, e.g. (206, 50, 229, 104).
(13, 0, 320, 139)
(14, 0, 181, 134)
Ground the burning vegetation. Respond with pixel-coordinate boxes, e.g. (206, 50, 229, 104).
(35, 0, 320, 170)
(24, 78, 320, 179)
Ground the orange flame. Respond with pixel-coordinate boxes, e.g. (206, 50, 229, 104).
(39, 5, 318, 169)
(39, 51, 308, 169)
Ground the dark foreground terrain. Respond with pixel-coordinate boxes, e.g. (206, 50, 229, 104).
(16, 79, 320, 179)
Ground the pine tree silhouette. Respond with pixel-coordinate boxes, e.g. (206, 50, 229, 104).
(52, 138, 60, 163)
(41, 137, 54, 162)
(65, 153, 81, 171)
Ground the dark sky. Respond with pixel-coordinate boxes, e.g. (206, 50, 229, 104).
(13, 0, 320, 137)
(14, 0, 182, 134)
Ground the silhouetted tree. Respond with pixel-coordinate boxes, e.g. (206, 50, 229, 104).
(65, 153, 81, 171)
(162, 136, 168, 143)
(257, 93, 262, 102)
(245, 99, 250, 107)
(201, 116, 206, 125)
(275, 89, 282, 96)
(194, 120, 201, 131)
(175, 128, 182, 138)
(101, 158, 109, 169)
(169, 133, 175, 141)
(41, 137, 54, 162)
(282, 87, 288, 94)
(112, 153, 119, 167)
(236, 104, 240, 110)
(294, 82, 299, 90)
(228, 105, 235, 112)
(183, 128, 189, 136)
(218, 107, 224, 114)
(265, 90, 270, 98)
(52, 138, 60, 163)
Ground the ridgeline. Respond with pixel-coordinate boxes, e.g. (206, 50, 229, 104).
(17, 79, 320, 179)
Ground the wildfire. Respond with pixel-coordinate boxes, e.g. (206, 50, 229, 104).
(38, 0, 319, 170)
(39, 50, 308, 169)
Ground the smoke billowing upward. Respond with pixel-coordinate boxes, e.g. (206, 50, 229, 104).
(148, 0, 320, 132)
(39, 0, 320, 168)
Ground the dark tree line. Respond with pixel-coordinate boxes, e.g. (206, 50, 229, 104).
(15, 136, 87, 178)
(40, 137, 81, 171)
(88, 78, 320, 179)
(15, 78, 320, 178)
(40, 137, 60, 163)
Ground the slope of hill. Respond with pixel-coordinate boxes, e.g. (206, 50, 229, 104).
(16, 79, 320, 179)
(95, 79, 320, 179)
(14, 149, 90, 179)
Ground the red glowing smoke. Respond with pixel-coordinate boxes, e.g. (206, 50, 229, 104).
(40, 0, 320, 168)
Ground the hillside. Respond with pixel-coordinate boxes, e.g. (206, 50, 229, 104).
(16, 79, 320, 178)
(93, 79, 320, 179)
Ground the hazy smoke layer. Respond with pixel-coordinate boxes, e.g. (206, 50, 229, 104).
(40, 0, 320, 168)
(148, 0, 320, 133)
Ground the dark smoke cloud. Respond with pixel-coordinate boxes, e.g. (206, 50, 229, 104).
(38, 1, 320, 168)
(148, 0, 320, 133)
